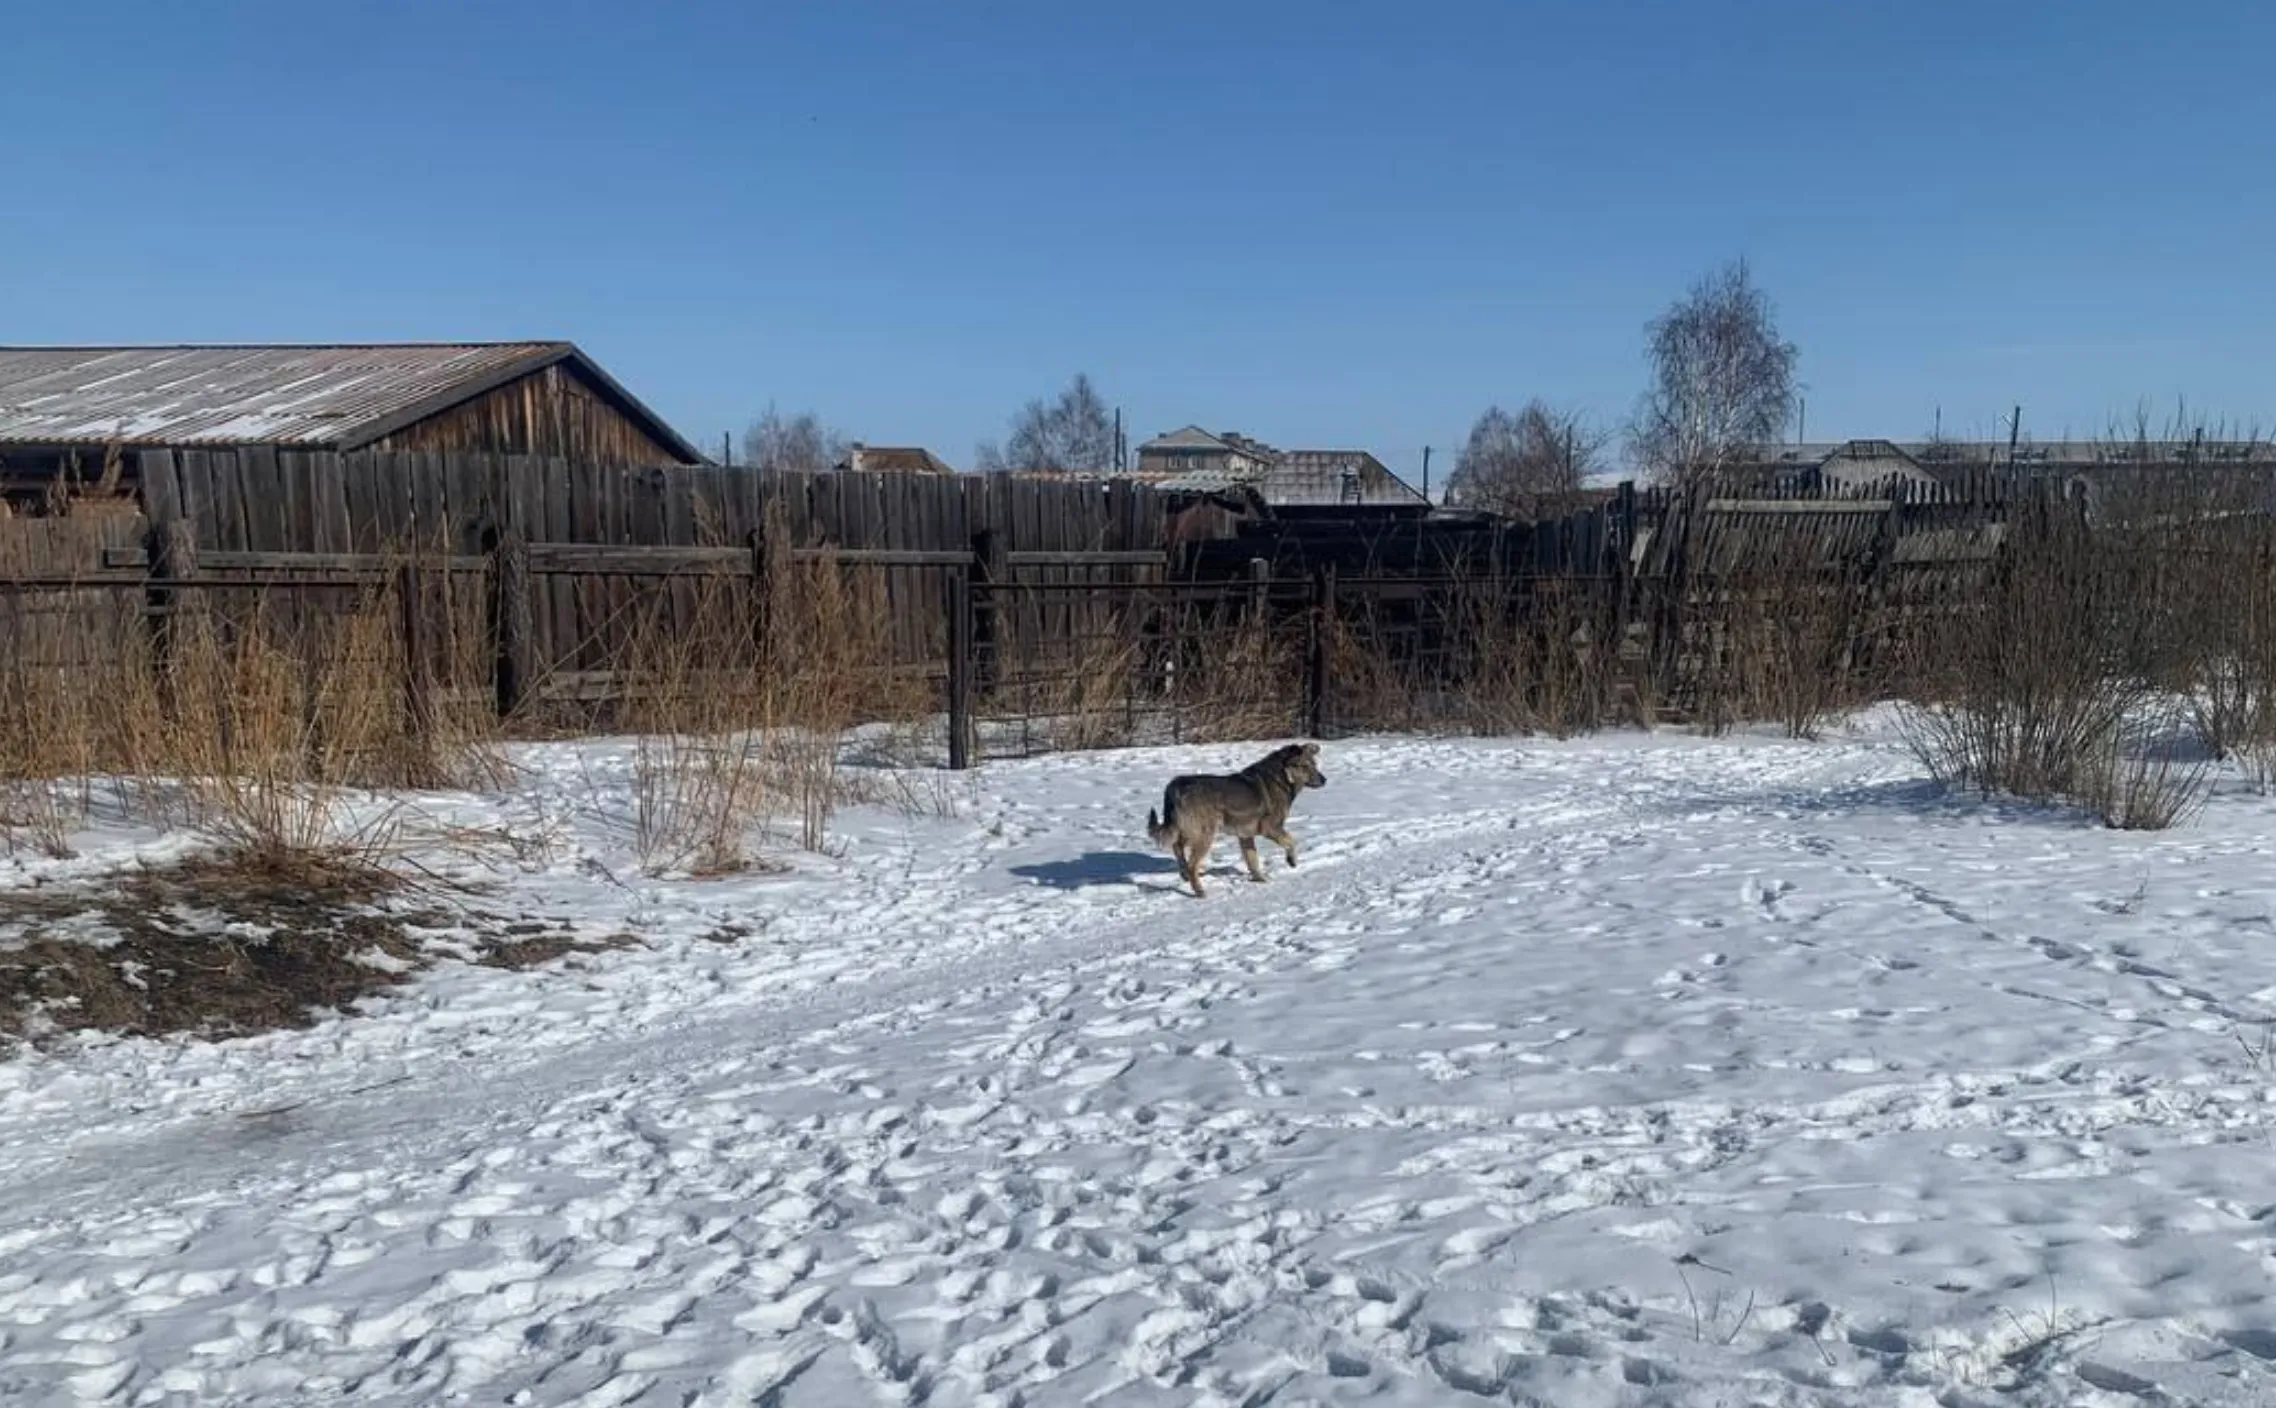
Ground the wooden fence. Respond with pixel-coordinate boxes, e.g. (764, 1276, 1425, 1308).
(1, 459, 2191, 764)
(0, 452, 1170, 719)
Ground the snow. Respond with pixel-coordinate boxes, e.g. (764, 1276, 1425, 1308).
(7, 719, 2276, 1404)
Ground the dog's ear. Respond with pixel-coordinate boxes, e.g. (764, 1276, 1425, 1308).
(1300, 743, 1320, 757)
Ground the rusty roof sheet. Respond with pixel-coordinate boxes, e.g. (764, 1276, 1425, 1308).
(0, 342, 590, 449)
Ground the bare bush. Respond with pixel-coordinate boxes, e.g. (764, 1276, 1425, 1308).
(1898, 490, 2138, 804)
(1695, 523, 1887, 739)
(2084, 707, 2216, 830)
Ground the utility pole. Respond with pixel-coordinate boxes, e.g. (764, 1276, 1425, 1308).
(1421, 446, 1432, 502)
(1113, 408, 1124, 473)
(1797, 397, 1806, 446)
(722, 431, 732, 468)
(2007, 404, 2023, 471)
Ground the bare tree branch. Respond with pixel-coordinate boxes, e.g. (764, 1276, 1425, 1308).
(1631, 260, 1798, 487)
(977, 373, 1117, 473)
(741, 405, 849, 474)
(1445, 400, 1605, 520)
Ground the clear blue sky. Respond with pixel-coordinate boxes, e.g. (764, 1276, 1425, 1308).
(4, 0, 2271, 474)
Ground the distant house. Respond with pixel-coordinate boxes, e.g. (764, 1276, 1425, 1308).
(1740, 436, 2276, 489)
(0, 341, 706, 511)
(1134, 426, 1279, 481)
(836, 443, 954, 474)
(1134, 427, 1427, 511)
(1814, 439, 1938, 494)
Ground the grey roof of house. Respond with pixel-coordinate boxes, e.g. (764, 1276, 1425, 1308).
(0, 342, 704, 460)
(1139, 425, 1237, 452)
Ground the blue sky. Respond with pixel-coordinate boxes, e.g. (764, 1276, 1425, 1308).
(4, 0, 2271, 473)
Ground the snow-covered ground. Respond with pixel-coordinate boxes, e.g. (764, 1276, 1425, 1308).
(6, 718, 2276, 1405)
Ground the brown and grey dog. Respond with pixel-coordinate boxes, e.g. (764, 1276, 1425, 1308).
(1145, 743, 1327, 898)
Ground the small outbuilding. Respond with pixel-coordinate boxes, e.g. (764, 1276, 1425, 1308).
(0, 341, 705, 513)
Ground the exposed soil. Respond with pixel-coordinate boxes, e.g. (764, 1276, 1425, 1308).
(0, 857, 632, 1050)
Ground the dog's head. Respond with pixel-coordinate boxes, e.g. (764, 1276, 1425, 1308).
(1273, 742, 1327, 790)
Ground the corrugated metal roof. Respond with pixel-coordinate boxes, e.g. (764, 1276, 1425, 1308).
(1144, 464, 1266, 494)
(0, 342, 583, 449)
(1265, 451, 1428, 507)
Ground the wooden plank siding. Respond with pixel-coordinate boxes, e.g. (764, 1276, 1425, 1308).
(366, 361, 694, 465)
(67, 452, 1169, 695)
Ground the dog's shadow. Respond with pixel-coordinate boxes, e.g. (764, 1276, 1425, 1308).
(1010, 850, 1182, 891)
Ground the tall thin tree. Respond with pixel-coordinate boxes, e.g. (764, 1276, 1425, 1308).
(1631, 260, 1799, 486)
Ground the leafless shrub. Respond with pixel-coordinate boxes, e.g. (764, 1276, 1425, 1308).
(1894, 429, 2276, 828)
(1701, 523, 1886, 739)
(1898, 489, 2138, 804)
(2083, 707, 2216, 830)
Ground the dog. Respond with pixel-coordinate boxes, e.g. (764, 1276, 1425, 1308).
(1146, 742, 1327, 898)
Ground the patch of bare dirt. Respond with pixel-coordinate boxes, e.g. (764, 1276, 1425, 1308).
(0, 857, 632, 1050)
(474, 918, 638, 971)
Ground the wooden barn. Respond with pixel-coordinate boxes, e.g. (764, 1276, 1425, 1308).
(0, 342, 705, 514)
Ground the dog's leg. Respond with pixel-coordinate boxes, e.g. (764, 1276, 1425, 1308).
(1239, 836, 1268, 883)
(1187, 827, 1215, 897)
(1267, 824, 1299, 868)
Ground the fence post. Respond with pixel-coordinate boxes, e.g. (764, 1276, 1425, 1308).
(146, 515, 200, 716)
(398, 561, 436, 741)
(971, 528, 1005, 697)
(1304, 562, 1335, 739)
(1247, 556, 1269, 621)
(946, 566, 974, 770)
(490, 527, 534, 720)
(749, 520, 777, 668)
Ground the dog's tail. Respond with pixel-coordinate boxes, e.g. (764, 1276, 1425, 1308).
(1146, 791, 1178, 849)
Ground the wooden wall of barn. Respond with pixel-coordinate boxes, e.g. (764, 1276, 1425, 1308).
(363, 363, 700, 465)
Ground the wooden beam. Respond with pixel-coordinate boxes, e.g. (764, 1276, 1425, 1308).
(102, 546, 488, 573)
(796, 547, 976, 567)
(1704, 499, 1894, 515)
(1004, 549, 1166, 567)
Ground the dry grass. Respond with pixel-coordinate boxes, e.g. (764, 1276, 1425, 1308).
(1169, 604, 1307, 743)
(0, 547, 510, 883)
(616, 536, 931, 873)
